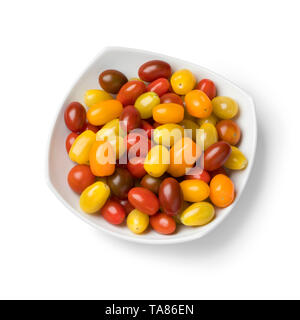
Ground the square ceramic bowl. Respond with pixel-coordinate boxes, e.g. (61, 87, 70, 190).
(47, 47, 257, 245)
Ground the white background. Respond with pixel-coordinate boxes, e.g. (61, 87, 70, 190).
(0, 0, 299, 300)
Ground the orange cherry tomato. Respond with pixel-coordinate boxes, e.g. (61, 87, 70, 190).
(210, 174, 235, 208)
(87, 100, 123, 126)
(150, 213, 176, 235)
(185, 90, 213, 119)
(89, 141, 116, 176)
(216, 120, 241, 145)
(168, 137, 201, 177)
(152, 103, 184, 124)
(196, 79, 217, 100)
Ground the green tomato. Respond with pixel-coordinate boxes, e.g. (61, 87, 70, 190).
(134, 92, 160, 119)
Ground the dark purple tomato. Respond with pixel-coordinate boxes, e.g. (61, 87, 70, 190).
(128, 187, 160, 216)
(160, 93, 183, 106)
(138, 60, 172, 82)
(100, 200, 126, 225)
(119, 105, 141, 132)
(107, 167, 134, 200)
(64, 102, 86, 132)
(98, 69, 128, 94)
(158, 177, 183, 216)
(204, 141, 232, 171)
(117, 81, 146, 106)
(140, 174, 163, 194)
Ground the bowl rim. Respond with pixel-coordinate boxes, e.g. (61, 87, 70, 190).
(46, 46, 257, 245)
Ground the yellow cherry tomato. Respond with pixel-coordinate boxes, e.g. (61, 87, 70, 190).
(84, 89, 112, 108)
(180, 202, 215, 226)
(144, 145, 170, 178)
(127, 209, 149, 234)
(185, 90, 213, 119)
(96, 119, 126, 159)
(197, 113, 219, 126)
(212, 96, 239, 119)
(224, 146, 248, 170)
(79, 181, 110, 214)
(168, 137, 201, 177)
(153, 124, 184, 147)
(152, 103, 184, 124)
(89, 140, 116, 176)
(69, 130, 96, 165)
(170, 69, 196, 95)
(198, 123, 218, 150)
(87, 99, 123, 126)
(96, 119, 126, 140)
(179, 119, 199, 141)
(180, 180, 210, 202)
(134, 92, 160, 119)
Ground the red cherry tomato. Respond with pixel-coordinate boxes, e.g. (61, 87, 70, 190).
(100, 200, 126, 225)
(185, 167, 211, 184)
(196, 79, 217, 100)
(150, 213, 176, 235)
(67, 164, 95, 194)
(127, 157, 147, 178)
(111, 197, 134, 216)
(140, 120, 154, 139)
(66, 132, 78, 153)
(153, 122, 161, 128)
(138, 60, 172, 82)
(159, 177, 183, 216)
(64, 102, 86, 132)
(204, 141, 232, 171)
(147, 78, 170, 96)
(160, 93, 183, 106)
(119, 105, 141, 132)
(128, 187, 160, 215)
(126, 131, 151, 158)
(117, 81, 146, 106)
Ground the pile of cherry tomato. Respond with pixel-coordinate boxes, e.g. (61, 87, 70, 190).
(64, 59, 248, 235)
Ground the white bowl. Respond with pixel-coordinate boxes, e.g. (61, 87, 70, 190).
(47, 46, 257, 245)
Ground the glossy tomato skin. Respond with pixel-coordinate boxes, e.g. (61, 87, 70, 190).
(153, 103, 184, 124)
(159, 177, 183, 216)
(150, 213, 176, 235)
(210, 174, 235, 208)
(117, 80, 146, 106)
(119, 105, 141, 133)
(185, 167, 211, 184)
(107, 167, 134, 200)
(147, 78, 170, 96)
(128, 187, 160, 216)
(185, 90, 213, 119)
(99, 69, 128, 94)
(138, 60, 172, 82)
(100, 200, 126, 225)
(127, 157, 147, 178)
(67, 164, 96, 194)
(141, 120, 154, 139)
(197, 79, 217, 100)
(64, 102, 86, 132)
(204, 141, 232, 171)
(216, 120, 241, 145)
(160, 93, 183, 106)
(66, 132, 79, 153)
(111, 197, 134, 216)
(140, 174, 164, 194)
